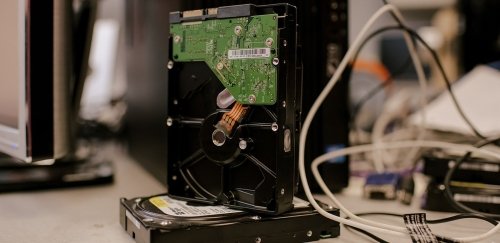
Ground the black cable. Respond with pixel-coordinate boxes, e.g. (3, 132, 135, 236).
(344, 223, 390, 243)
(345, 212, 498, 243)
(365, 4, 490, 211)
(349, 17, 487, 138)
(351, 26, 403, 66)
(427, 213, 498, 226)
(381, 0, 486, 139)
(343, 2, 496, 241)
(352, 212, 498, 226)
(443, 135, 500, 220)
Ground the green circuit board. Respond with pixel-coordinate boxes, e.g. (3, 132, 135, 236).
(170, 14, 279, 105)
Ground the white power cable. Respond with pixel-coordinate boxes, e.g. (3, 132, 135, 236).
(370, 10, 428, 173)
(298, 3, 500, 242)
(299, 3, 415, 239)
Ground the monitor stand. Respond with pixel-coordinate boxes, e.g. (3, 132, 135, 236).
(0, 154, 113, 192)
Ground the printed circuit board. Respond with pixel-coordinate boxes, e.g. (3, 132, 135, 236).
(170, 14, 278, 105)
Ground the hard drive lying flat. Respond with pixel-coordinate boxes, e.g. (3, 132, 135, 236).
(120, 194, 340, 243)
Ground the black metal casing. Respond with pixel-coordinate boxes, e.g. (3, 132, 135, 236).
(120, 195, 340, 243)
(166, 4, 300, 215)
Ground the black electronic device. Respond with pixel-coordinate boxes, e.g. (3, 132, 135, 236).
(422, 153, 499, 185)
(124, 0, 350, 194)
(459, 0, 500, 72)
(165, 3, 300, 215)
(421, 151, 500, 214)
(120, 194, 340, 243)
(422, 180, 500, 214)
(183, 0, 351, 194)
(120, 3, 344, 242)
(0, 156, 113, 192)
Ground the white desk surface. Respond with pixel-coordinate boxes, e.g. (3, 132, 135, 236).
(1, 146, 498, 243)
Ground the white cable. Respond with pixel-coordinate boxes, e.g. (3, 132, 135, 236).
(371, 106, 398, 171)
(299, 4, 413, 239)
(370, 9, 428, 172)
(298, 3, 499, 242)
(459, 224, 500, 242)
(311, 140, 500, 242)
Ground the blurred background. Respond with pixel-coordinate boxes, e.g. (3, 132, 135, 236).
(81, 0, 499, 183)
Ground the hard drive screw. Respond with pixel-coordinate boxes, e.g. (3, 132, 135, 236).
(166, 117, 173, 127)
(239, 140, 247, 150)
(212, 129, 226, 146)
(160, 221, 172, 226)
(167, 60, 174, 69)
(234, 26, 242, 36)
(265, 37, 274, 47)
(255, 237, 262, 243)
(172, 175, 177, 181)
(280, 188, 285, 195)
(271, 122, 279, 132)
(173, 35, 181, 43)
(248, 94, 256, 104)
(307, 230, 313, 237)
(217, 62, 224, 70)
(272, 58, 279, 66)
(173, 99, 178, 105)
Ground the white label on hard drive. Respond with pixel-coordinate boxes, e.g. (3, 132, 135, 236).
(149, 196, 242, 217)
(125, 210, 141, 229)
(228, 48, 270, 59)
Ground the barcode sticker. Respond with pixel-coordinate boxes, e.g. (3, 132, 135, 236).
(228, 48, 270, 59)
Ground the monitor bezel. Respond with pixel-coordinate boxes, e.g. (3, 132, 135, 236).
(0, 0, 28, 162)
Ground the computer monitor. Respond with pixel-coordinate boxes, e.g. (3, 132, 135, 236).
(0, 0, 26, 160)
(0, 0, 113, 191)
(0, 0, 68, 163)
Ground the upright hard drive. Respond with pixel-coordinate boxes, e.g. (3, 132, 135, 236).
(166, 4, 301, 215)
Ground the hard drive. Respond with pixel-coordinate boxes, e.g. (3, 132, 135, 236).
(166, 3, 301, 215)
(120, 194, 340, 243)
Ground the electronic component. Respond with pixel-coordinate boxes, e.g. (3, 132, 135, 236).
(422, 152, 499, 185)
(422, 180, 500, 214)
(397, 175, 415, 205)
(166, 4, 300, 215)
(170, 8, 278, 105)
(422, 151, 500, 213)
(363, 173, 401, 200)
(120, 194, 340, 243)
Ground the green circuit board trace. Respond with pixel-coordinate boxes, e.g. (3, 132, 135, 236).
(170, 14, 279, 105)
